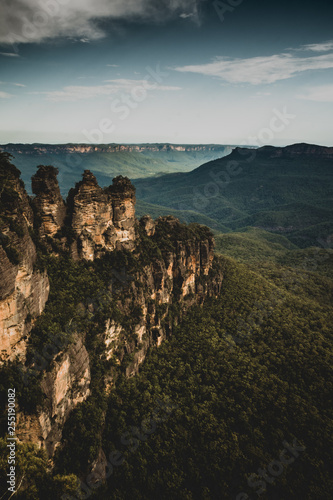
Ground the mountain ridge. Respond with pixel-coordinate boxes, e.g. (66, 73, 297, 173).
(0, 143, 239, 154)
(133, 142, 333, 247)
(0, 143, 241, 195)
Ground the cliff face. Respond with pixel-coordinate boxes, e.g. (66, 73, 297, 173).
(1, 156, 223, 462)
(17, 336, 90, 455)
(31, 165, 66, 237)
(1, 143, 233, 155)
(107, 175, 136, 251)
(0, 155, 49, 363)
(102, 216, 222, 384)
(32, 168, 136, 260)
(67, 170, 114, 260)
(67, 172, 136, 260)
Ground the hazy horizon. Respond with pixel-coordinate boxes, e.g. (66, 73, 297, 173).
(1, 141, 332, 148)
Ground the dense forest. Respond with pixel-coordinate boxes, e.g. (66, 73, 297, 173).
(0, 148, 332, 499)
(134, 144, 333, 248)
(1, 238, 332, 499)
(93, 252, 333, 500)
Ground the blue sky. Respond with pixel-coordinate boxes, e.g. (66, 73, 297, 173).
(0, 0, 332, 145)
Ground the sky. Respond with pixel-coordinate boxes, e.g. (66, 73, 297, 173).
(0, 0, 333, 146)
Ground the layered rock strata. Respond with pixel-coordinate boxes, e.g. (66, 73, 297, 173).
(1, 158, 223, 461)
(31, 165, 66, 237)
(16, 336, 90, 456)
(0, 155, 49, 362)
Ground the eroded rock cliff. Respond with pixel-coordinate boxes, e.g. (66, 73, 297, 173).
(101, 216, 222, 384)
(32, 165, 66, 238)
(32, 168, 137, 260)
(0, 156, 223, 465)
(0, 154, 49, 363)
(16, 336, 90, 456)
(69, 172, 136, 259)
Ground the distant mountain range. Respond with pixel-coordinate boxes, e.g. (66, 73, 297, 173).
(133, 143, 333, 248)
(0, 143, 239, 194)
(1, 143, 236, 154)
(1, 141, 331, 248)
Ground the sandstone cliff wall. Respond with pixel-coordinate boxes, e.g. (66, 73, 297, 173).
(1, 158, 223, 461)
(33, 168, 136, 260)
(16, 336, 90, 456)
(0, 157, 49, 362)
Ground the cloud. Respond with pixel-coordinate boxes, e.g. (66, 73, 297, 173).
(251, 91, 271, 98)
(180, 13, 194, 18)
(0, 91, 13, 98)
(0, 80, 25, 87)
(107, 64, 119, 67)
(173, 48, 333, 85)
(30, 79, 182, 101)
(0, 52, 19, 57)
(299, 41, 333, 52)
(298, 85, 333, 102)
(0, 0, 201, 45)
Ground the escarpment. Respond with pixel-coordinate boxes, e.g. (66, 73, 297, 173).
(32, 168, 136, 260)
(66, 171, 136, 260)
(16, 336, 90, 457)
(0, 154, 49, 363)
(31, 165, 66, 237)
(0, 154, 223, 463)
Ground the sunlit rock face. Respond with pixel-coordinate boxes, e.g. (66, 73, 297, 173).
(1, 157, 223, 465)
(106, 175, 136, 251)
(67, 172, 136, 260)
(67, 170, 113, 260)
(140, 215, 156, 236)
(16, 336, 91, 456)
(0, 157, 49, 363)
(31, 165, 66, 238)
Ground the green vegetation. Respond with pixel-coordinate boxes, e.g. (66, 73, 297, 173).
(136, 200, 229, 233)
(2, 239, 332, 498)
(0, 147, 332, 499)
(214, 227, 333, 307)
(0, 438, 80, 499)
(91, 255, 333, 500)
(3, 146, 232, 196)
(133, 146, 333, 247)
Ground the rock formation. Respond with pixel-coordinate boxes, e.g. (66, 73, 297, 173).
(32, 165, 66, 237)
(0, 154, 49, 362)
(16, 335, 90, 455)
(0, 156, 223, 463)
(101, 215, 222, 385)
(67, 170, 114, 260)
(30, 169, 138, 260)
(106, 175, 136, 251)
(140, 215, 156, 236)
